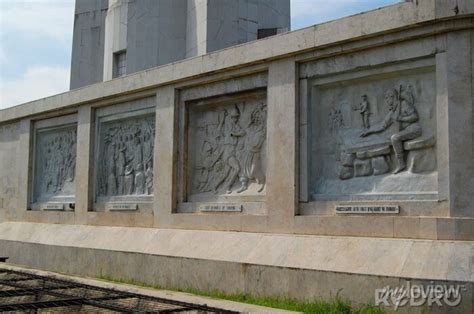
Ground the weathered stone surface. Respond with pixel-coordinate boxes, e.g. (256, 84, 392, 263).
(404, 136, 436, 150)
(0, 221, 472, 282)
(0, 222, 473, 311)
(354, 159, 373, 177)
(371, 156, 390, 176)
(356, 146, 391, 159)
(96, 113, 155, 198)
(0, 0, 472, 240)
(33, 127, 77, 204)
(339, 166, 354, 180)
(0, 123, 20, 215)
(187, 96, 267, 197)
(308, 60, 438, 198)
(31, 115, 78, 209)
(407, 147, 437, 173)
(341, 152, 356, 166)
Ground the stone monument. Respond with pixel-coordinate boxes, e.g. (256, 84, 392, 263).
(0, 0, 472, 312)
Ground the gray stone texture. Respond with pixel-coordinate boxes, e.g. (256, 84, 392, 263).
(371, 156, 390, 176)
(32, 126, 77, 204)
(0, 0, 472, 235)
(69, 0, 108, 89)
(309, 65, 438, 198)
(70, 0, 290, 89)
(0, 1, 473, 308)
(0, 222, 472, 312)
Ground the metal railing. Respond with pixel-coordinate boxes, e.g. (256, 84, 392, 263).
(0, 268, 238, 313)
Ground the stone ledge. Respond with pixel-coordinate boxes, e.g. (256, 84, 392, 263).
(0, 222, 471, 283)
(1, 238, 472, 312)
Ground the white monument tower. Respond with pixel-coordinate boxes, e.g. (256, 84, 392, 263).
(70, 0, 290, 89)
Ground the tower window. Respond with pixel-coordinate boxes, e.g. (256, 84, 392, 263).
(113, 51, 126, 78)
(257, 28, 278, 39)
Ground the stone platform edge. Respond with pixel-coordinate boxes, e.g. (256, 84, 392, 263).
(0, 222, 471, 283)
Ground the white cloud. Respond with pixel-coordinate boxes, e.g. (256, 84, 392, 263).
(0, 0, 74, 45)
(0, 65, 70, 109)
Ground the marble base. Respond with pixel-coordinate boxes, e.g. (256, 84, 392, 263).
(0, 222, 472, 312)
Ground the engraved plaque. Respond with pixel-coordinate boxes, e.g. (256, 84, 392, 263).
(107, 203, 138, 211)
(336, 205, 400, 214)
(199, 204, 243, 212)
(41, 203, 65, 211)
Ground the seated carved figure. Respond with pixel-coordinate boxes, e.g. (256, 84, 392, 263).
(361, 86, 422, 174)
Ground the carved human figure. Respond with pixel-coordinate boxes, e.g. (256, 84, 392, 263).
(98, 117, 155, 197)
(196, 131, 227, 193)
(195, 141, 214, 192)
(124, 164, 134, 195)
(64, 142, 76, 183)
(145, 161, 153, 195)
(125, 135, 133, 161)
(213, 106, 246, 193)
(132, 132, 143, 171)
(47, 138, 58, 192)
(202, 126, 227, 193)
(237, 103, 267, 193)
(44, 144, 54, 194)
(106, 142, 118, 195)
(361, 85, 422, 173)
(356, 94, 371, 129)
(37, 130, 77, 199)
(329, 108, 344, 132)
(328, 109, 335, 131)
(56, 138, 64, 191)
(143, 131, 154, 165)
(116, 145, 126, 195)
(336, 109, 344, 129)
(134, 164, 146, 195)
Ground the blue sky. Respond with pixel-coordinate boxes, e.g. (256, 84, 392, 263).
(0, 0, 400, 109)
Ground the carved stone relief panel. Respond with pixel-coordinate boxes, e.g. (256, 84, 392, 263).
(32, 122, 77, 206)
(184, 92, 267, 203)
(308, 67, 438, 200)
(96, 112, 155, 200)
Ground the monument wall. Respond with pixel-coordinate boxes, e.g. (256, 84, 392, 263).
(1, 0, 473, 239)
(0, 0, 473, 308)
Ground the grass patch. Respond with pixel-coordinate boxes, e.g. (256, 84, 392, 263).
(97, 274, 385, 314)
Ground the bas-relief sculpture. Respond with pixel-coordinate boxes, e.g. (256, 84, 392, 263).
(33, 127, 77, 203)
(311, 71, 438, 198)
(359, 85, 422, 174)
(97, 115, 155, 198)
(188, 100, 267, 198)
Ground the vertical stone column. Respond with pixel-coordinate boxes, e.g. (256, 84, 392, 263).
(103, 0, 128, 81)
(153, 87, 177, 227)
(266, 59, 298, 232)
(75, 105, 94, 224)
(436, 52, 450, 205)
(444, 30, 474, 218)
(16, 118, 32, 215)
